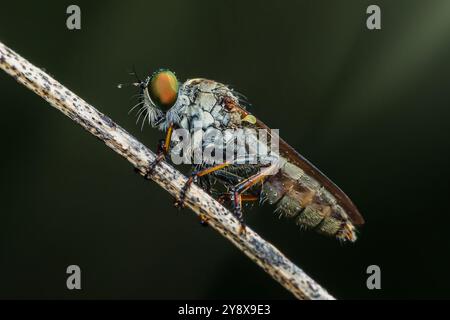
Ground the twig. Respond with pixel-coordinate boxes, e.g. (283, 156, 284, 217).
(0, 41, 335, 300)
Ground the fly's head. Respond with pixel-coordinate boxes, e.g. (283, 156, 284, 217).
(130, 69, 182, 130)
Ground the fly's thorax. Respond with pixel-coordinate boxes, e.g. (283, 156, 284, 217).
(169, 127, 281, 166)
(174, 78, 241, 132)
(169, 79, 278, 163)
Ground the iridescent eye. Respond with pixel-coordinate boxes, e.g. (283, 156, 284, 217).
(148, 70, 179, 108)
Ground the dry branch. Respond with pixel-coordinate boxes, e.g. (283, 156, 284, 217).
(0, 40, 335, 300)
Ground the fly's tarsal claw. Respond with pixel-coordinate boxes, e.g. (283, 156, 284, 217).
(146, 154, 165, 179)
(199, 213, 209, 227)
(173, 190, 187, 209)
(146, 139, 166, 179)
(230, 190, 247, 236)
(173, 199, 185, 209)
(238, 224, 247, 236)
(174, 176, 194, 209)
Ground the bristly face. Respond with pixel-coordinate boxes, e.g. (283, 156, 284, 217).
(130, 69, 180, 129)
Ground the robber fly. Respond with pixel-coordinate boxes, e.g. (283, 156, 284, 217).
(127, 69, 364, 242)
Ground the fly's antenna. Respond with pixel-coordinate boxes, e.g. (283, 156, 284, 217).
(117, 65, 144, 89)
(131, 65, 142, 83)
(117, 82, 140, 89)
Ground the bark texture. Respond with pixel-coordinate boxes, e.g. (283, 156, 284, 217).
(0, 41, 335, 300)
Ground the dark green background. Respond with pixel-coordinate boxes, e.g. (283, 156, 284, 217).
(1, 0, 449, 299)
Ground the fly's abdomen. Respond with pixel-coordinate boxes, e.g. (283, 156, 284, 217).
(262, 161, 357, 242)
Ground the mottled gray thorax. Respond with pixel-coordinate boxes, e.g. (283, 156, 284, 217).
(163, 79, 276, 165)
(173, 78, 235, 132)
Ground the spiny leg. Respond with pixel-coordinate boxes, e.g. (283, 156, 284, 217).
(231, 162, 279, 235)
(218, 192, 259, 204)
(146, 123, 174, 179)
(174, 162, 230, 209)
(190, 192, 258, 230)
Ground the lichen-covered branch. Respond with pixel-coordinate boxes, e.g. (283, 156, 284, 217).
(0, 40, 335, 300)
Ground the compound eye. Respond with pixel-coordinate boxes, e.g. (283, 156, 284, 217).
(148, 70, 179, 108)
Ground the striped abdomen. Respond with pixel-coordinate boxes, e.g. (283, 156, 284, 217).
(262, 160, 357, 242)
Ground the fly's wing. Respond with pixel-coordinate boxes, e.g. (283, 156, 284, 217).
(224, 97, 364, 226)
(274, 131, 364, 225)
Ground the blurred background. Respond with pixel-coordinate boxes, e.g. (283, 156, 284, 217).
(0, 0, 449, 299)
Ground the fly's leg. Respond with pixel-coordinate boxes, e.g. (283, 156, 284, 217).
(145, 138, 165, 177)
(199, 191, 259, 228)
(145, 123, 174, 179)
(174, 163, 230, 209)
(231, 162, 280, 235)
(218, 193, 259, 204)
(230, 188, 261, 236)
(231, 189, 243, 223)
